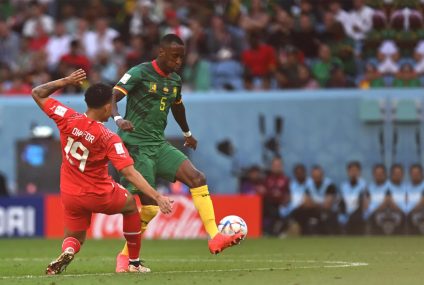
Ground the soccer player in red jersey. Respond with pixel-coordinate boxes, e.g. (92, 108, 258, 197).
(31, 69, 173, 275)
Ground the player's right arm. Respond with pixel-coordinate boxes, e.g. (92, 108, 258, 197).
(112, 67, 141, 132)
(31, 69, 86, 109)
(120, 165, 173, 214)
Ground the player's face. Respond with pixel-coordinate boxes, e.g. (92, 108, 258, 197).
(390, 167, 403, 184)
(410, 167, 423, 184)
(373, 167, 386, 184)
(348, 166, 360, 180)
(162, 44, 185, 73)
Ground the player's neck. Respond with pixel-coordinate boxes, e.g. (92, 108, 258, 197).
(153, 59, 170, 76)
(85, 110, 105, 123)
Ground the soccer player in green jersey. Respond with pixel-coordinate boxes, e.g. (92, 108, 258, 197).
(112, 34, 243, 272)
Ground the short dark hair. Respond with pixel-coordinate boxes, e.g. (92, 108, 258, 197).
(410, 164, 423, 172)
(390, 163, 404, 173)
(160, 34, 184, 47)
(293, 163, 306, 172)
(373, 163, 386, 172)
(84, 83, 112, 108)
(347, 160, 361, 170)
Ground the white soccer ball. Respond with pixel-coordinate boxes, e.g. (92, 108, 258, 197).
(218, 215, 248, 238)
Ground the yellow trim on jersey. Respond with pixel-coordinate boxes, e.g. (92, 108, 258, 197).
(113, 86, 128, 96)
(174, 99, 183, 105)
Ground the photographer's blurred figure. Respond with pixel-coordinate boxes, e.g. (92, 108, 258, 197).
(339, 161, 369, 234)
(262, 157, 290, 236)
(371, 164, 406, 234)
(406, 164, 424, 234)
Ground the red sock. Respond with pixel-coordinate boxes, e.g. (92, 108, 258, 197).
(62, 237, 81, 254)
(123, 212, 141, 261)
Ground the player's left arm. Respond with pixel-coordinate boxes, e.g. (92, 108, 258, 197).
(171, 101, 197, 150)
(31, 69, 86, 109)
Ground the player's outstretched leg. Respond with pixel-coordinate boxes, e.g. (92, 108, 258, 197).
(116, 205, 158, 273)
(119, 193, 151, 273)
(176, 160, 243, 254)
(46, 235, 82, 275)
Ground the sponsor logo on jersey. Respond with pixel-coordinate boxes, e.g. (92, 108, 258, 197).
(149, 82, 157, 93)
(54, 105, 68, 117)
(119, 73, 131, 84)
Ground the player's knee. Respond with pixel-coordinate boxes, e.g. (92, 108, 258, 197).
(188, 170, 206, 188)
(123, 196, 138, 214)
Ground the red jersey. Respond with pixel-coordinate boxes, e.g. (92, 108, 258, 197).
(42, 98, 133, 195)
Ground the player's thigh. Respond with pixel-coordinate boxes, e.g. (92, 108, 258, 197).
(61, 193, 92, 232)
(120, 146, 157, 193)
(156, 142, 187, 184)
(100, 183, 137, 215)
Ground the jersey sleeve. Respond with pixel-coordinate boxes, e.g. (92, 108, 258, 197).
(42, 98, 77, 132)
(106, 134, 134, 171)
(174, 83, 183, 104)
(113, 66, 141, 96)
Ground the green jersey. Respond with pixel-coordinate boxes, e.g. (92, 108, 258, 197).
(114, 60, 182, 146)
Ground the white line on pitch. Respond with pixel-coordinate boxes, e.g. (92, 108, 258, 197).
(0, 261, 368, 279)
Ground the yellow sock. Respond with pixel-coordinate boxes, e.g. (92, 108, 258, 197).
(190, 185, 219, 238)
(120, 205, 159, 256)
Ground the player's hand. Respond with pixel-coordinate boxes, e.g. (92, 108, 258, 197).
(116, 119, 134, 132)
(156, 195, 173, 214)
(66, 69, 86, 85)
(184, 135, 197, 150)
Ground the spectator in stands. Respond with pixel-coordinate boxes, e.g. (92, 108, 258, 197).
(239, 165, 265, 195)
(22, 1, 54, 38)
(93, 51, 118, 85)
(377, 40, 400, 76)
(15, 38, 33, 74)
(296, 64, 319, 89)
(344, 0, 374, 41)
(3, 75, 32, 95)
(45, 21, 71, 70)
(329, 1, 351, 31)
(312, 44, 343, 87)
(0, 172, 8, 197)
(339, 161, 369, 234)
(129, 0, 160, 36)
(59, 40, 91, 74)
(242, 30, 277, 89)
(306, 165, 339, 234)
(275, 45, 303, 89)
(326, 22, 356, 77)
(292, 14, 319, 59)
(0, 19, 20, 70)
(413, 40, 424, 75)
(326, 66, 356, 88)
(406, 164, 424, 234)
(372, 164, 406, 234)
(205, 15, 244, 90)
(266, 7, 294, 52)
(163, 9, 192, 43)
(359, 63, 385, 88)
(393, 63, 421, 87)
(83, 17, 119, 60)
(262, 157, 290, 236)
(363, 11, 391, 60)
(60, 3, 78, 35)
(239, 0, 270, 33)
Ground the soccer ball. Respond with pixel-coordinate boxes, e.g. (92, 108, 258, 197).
(218, 215, 248, 238)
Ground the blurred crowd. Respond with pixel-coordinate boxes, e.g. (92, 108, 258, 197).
(1, 0, 424, 95)
(240, 157, 424, 236)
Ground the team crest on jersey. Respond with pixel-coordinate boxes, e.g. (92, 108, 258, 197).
(163, 86, 169, 93)
(149, 82, 157, 93)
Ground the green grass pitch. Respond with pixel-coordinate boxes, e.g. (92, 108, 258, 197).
(0, 237, 422, 285)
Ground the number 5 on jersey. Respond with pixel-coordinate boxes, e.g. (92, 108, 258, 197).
(64, 137, 89, 172)
(160, 97, 167, 111)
